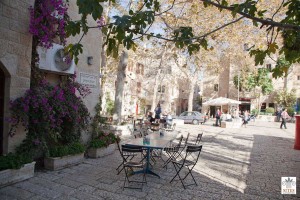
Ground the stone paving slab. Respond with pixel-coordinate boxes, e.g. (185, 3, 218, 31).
(0, 121, 299, 199)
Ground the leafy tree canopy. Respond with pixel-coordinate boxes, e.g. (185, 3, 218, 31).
(234, 68, 273, 95)
(274, 88, 297, 107)
(66, 0, 300, 77)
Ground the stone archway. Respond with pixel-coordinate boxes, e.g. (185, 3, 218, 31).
(0, 62, 10, 155)
(0, 67, 5, 154)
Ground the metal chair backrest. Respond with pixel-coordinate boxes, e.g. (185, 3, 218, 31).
(172, 135, 183, 151)
(122, 145, 143, 153)
(195, 133, 203, 145)
(183, 132, 190, 146)
(185, 145, 203, 164)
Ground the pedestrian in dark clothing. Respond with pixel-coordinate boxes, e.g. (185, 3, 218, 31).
(276, 108, 282, 122)
(241, 110, 249, 128)
(215, 108, 221, 127)
(280, 108, 290, 129)
(154, 103, 162, 123)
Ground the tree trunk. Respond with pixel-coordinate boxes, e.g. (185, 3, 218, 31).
(151, 46, 167, 112)
(257, 93, 261, 114)
(187, 80, 195, 112)
(151, 69, 161, 112)
(284, 76, 287, 90)
(113, 51, 128, 124)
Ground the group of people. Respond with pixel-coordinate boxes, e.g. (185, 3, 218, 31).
(146, 103, 292, 130)
(215, 108, 251, 127)
(215, 107, 292, 129)
(146, 103, 173, 128)
(215, 108, 234, 127)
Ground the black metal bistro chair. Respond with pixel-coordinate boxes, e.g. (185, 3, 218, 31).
(194, 133, 203, 145)
(176, 132, 190, 159)
(170, 145, 203, 189)
(116, 141, 137, 175)
(162, 135, 184, 169)
(121, 145, 147, 190)
(116, 140, 146, 175)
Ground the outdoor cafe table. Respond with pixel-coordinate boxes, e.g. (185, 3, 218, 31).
(146, 131, 179, 140)
(125, 132, 178, 178)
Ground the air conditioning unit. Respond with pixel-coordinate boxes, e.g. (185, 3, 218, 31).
(37, 43, 75, 75)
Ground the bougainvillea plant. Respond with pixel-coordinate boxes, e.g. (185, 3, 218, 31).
(8, 75, 91, 154)
(29, 0, 68, 48)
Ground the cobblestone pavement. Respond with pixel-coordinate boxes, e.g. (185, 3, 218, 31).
(1, 120, 299, 199)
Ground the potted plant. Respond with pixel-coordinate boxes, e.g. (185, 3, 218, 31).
(87, 132, 120, 158)
(44, 142, 85, 170)
(0, 153, 35, 188)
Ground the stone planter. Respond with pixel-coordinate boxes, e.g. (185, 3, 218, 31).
(44, 153, 84, 171)
(87, 143, 116, 158)
(0, 161, 36, 188)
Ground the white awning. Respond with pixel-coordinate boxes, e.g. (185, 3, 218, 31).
(202, 97, 241, 106)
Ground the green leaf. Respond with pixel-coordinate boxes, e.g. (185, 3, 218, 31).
(257, 10, 266, 17)
(268, 42, 278, 54)
(221, 0, 228, 7)
(250, 49, 267, 65)
(65, 21, 81, 37)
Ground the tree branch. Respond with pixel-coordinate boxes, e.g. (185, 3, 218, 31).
(155, 0, 176, 16)
(200, 0, 300, 31)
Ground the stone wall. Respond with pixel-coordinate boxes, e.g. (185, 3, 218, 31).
(0, 0, 34, 153)
(68, 1, 102, 143)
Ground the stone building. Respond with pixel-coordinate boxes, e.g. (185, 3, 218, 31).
(201, 53, 300, 114)
(0, 1, 102, 154)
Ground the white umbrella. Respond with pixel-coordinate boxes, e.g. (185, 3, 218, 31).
(202, 97, 241, 106)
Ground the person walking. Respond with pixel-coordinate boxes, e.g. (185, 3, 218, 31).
(280, 108, 290, 129)
(154, 103, 162, 123)
(242, 110, 249, 127)
(276, 108, 282, 122)
(215, 108, 221, 127)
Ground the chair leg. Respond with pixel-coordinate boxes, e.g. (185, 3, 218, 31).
(171, 163, 186, 189)
(181, 166, 197, 186)
(123, 167, 129, 190)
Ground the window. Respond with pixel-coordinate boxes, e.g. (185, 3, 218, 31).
(269, 103, 274, 108)
(261, 103, 266, 112)
(180, 112, 188, 116)
(136, 63, 144, 75)
(297, 76, 300, 80)
(214, 84, 218, 92)
(136, 64, 140, 74)
(137, 82, 141, 93)
(266, 64, 272, 72)
(158, 85, 165, 93)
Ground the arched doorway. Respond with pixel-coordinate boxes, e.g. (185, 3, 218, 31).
(0, 68, 4, 155)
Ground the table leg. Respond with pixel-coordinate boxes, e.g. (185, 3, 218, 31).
(134, 147, 160, 178)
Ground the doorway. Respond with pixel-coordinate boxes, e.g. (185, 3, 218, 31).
(0, 68, 4, 155)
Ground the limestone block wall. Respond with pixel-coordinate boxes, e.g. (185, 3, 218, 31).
(218, 55, 230, 98)
(0, 0, 34, 153)
(68, 2, 102, 144)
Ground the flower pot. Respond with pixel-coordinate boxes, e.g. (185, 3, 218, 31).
(0, 162, 36, 188)
(87, 143, 116, 158)
(44, 153, 84, 171)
